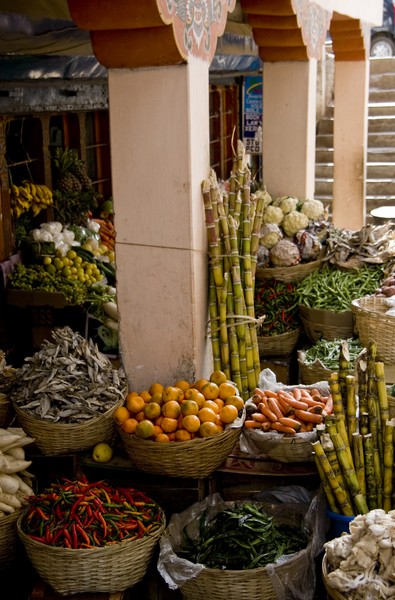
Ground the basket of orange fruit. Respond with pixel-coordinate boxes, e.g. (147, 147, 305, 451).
(114, 371, 245, 478)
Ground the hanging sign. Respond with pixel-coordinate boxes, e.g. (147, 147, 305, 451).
(243, 76, 263, 154)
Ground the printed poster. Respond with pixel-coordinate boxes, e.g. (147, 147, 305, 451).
(243, 75, 263, 154)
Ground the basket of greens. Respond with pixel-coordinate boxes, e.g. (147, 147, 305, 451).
(297, 338, 363, 385)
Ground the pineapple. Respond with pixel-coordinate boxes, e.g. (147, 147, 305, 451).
(53, 147, 83, 194)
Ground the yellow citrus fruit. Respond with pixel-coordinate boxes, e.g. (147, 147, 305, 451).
(182, 414, 201, 433)
(201, 381, 220, 400)
(162, 386, 182, 403)
(214, 398, 225, 411)
(125, 394, 145, 414)
(175, 429, 192, 442)
(174, 380, 190, 393)
(180, 400, 199, 417)
(113, 406, 130, 425)
(143, 401, 162, 420)
(155, 433, 170, 443)
(210, 370, 227, 386)
(149, 382, 164, 395)
(184, 389, 206, 408)
(162, 400, 181, 419)
(216, 423, 224, 434)
(192, 378, 209, 392)
(149, 392, 164, 405)
(135, 419, 155, 439)
(226, 395, 244, 411)
(218, 382, 238, 401)
(161, 417, 178, 433)
(153, 425, 163, 436)
(175, 387, 185, 401)
(198, 407, 217, 423)
(135, 410, 146, 422)
(202, 400, 220, 414)
(219, 404, 238, 424)
(199, 421, 219, 437)
(121, 417, 138, 434)
(139, 390, 152, 402)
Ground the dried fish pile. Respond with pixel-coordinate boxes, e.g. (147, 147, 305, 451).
(0, 349, 17, 393)
(324, 223, 395, 269)
(10, 326, 127, 423)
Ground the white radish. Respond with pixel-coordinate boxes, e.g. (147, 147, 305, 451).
(15, 490, 30, 505)
(10, 473, 34, 496)
(0, 434, 23, 449)
(1, 437, 35, 453)
(103, 301, 118, 321)
(0, 493, 21, 509)
(0, 502, 14, 513)
(5, 447, 25, 460)
(0, 458, 32, 474)
(0, 473, 19, 495)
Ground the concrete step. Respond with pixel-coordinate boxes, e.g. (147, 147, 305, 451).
(315, 162, 395, 179)
(368, 147, 395, 161)
(369, 57, 395, 75)
(370, 72, 395, 90)
(315, 179, 333, 195)
(369, 89, 395, 103)
(318, 115, 395, 135)
(369, 102, 395, 117)
(315, 148, 333, 162)
(367, 179, 395, 195)
(315, 164, 333, 178)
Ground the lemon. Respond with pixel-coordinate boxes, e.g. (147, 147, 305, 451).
(43, 256, 52, 265)
(92, 442, 113, 463)
(66, 249, 77, 260)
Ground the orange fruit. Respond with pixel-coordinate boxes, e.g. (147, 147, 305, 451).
(226, 395, 244, 411)
(143, 401, 162, 420)
(214, 398, 225, 411)
(149, 382, 164, 395)
(168, 432, 176, 441)
(155, 433, 170, 443)
(128, 391, 139, 397)
(201, 381, 220, 400)
(192, 378, 209, 392)
(139, 390, 152, 402)
(218, 382, 238, 401)
(149, 392, 164, 405)
(202, 400, 219, 414)
(219, 404, 238, 424)
(198, 407, 217, 423)
(180, 400, 199, 417)
(184, 389, 206, 408)
(153, 425, 163, 435)
(175, 429, 192, 442)
(162, 400, 181, 419)
(163, 386, 182, 403)
(175, 387, 185, 401)
(174, 380, 190, 393)
(182, 414, 201, 433)
(121, 417, 138, 433)
(216, 424, 224, 434)
(113, 406, 130, 426)
(210, 370, 227, 386)
(135, 410, 146, 422)
(161, 417, 178, 433)
(155, 415, 164, 427)
(177, 415, 184, 429)
(126, 394, 145, 414)
(199, 422, 218, 437)
(135, 419, 155, 439)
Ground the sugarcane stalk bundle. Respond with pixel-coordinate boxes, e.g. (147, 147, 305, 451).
(201, 141, 264, 401)
(313, 340, 395, 516)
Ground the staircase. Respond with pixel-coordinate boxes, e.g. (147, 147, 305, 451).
(315, 57, 395, 217)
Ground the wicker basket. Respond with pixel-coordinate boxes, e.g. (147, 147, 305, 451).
(13, 397, 124, 456)
(297, 351, 332, 385)
(258, 328, 300, 357)
(322, 554, 348, 600)
(119, 423, 242, 478)
(0, 509, 23, 571)
(299, 305, 354, 343)
(17, 511, 166, 595)
(352, 295, 395, 363)
(0, 393, 13, 428)
(255, 256, 324, 283)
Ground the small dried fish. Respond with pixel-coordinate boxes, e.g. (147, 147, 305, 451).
(10, 326, 127, 424)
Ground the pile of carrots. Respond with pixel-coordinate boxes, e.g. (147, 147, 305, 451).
(93, 218, 116, 251)
(245, 387, 333, 434)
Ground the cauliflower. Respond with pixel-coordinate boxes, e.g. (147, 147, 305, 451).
(259, 223, 283, 249)
(279, 196, 299, 214)
(262, 205, 283, 226)
(269, 239, 300, 267)
(300, 198, 325, 221)
(253, 187, 273, 212)
(282, 210, 309, 237)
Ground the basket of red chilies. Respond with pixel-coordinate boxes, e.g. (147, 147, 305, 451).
(17, 476, 166, 595)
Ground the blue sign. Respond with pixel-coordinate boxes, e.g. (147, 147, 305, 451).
(243, 76, 263, 154)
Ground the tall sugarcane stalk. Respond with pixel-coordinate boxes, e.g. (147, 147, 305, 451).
(345, 375, 357, 446)
(383, 419, 395, 512)
(312, 451, 339, 513)
(330, 432, 369, 515)
(363, 433, 378, 510)
(352, 432, 366, 499)
(339, 341, 351, 407)
(311, 440, 354, 516)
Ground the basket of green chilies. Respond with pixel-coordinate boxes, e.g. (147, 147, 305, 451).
(297, 338, 363, 385)
(17, 476, 166, 595)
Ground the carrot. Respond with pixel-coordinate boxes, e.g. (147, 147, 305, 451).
(267, 397, 284, 421)
(263, 389, 278, 399)
(322, 394, 333, 416)
(271, 422, 297, 435)
(261, 421, 272, 432)
(251, 412, 269, 423)
(309, 389, 321, 397)
(276, 395, 295, 416)
(278, 392, 309, 410)
(293, 409, 324, 424)
(305, 422, 314, 432)
(260, 406, 278, 422)
(256, 397, 269, 411)
(278, 417, 301, 432)
(292, 388, 302, 401)
(300, 396, 326, 409)
(244, 420, 262, 429)
(308, 405, 323, 415)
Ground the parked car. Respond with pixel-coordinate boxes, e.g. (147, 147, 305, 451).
(371, 0, 395, 57)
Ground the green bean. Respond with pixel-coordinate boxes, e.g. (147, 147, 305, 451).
(303, 337, 363, 369)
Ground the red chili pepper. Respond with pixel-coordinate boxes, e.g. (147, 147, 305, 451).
(75, 523, 91, 546)
(71, 524, 78, 549)
(35, 507, 49, 521)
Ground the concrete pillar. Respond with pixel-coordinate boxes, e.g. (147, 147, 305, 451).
(332, 60, 369, 229)
(109, 58, 212, 391)
(262, 60, 317, 200)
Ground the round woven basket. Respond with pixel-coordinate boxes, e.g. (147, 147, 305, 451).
(352, 295, 395, 363)
(257, 328, 300, 357)
(299, 306, 354, 343)
(119, 424, 241, 478)
(297, 353, 332, 385)
(322, 554, 348, 600)
(0, 393, 13, 428)
(0, 508, 23, 571)
(17, 511, 166, 595)
(255, 256, 324, 283)
(13, 397, 124, 456)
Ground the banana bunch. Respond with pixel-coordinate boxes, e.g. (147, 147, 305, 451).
(10, 181, 53, 219)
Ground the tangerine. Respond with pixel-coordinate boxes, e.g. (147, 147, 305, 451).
(135, 419, 155, 439)
(175, 429, 192, 442)
(162, 386, 181, 403)
(219, 404, 238, 424)
(125, 394, 145, 414)
(225, 395, 244, 411)
(180, 400, 199, 417)
(143, 401, 162, 420)
(161, 417, 178, 433)
(162, 400, 181, 419)
(149, 382, 164, 395)
(214, 398, 225, 411)
(184, 389, 205, 408)
(199, 421, 219, 437)
(174, 379, 191, 393)
(167, 432, 176, 441)
(201, 381, 220, 400)
(182, 414, 201, 433)
(209, 370, 227, 386)
(150, 392, 164, 405)
(113, 406, 130, 426)
(153, 425, 163, 436)
(218, 382, 238, 401)
(202, 400, 220, 414)
(135, 410, 146, 422)
(198, 407, 217, 423)
(192, 378, 209, 392)
(216, 424, 224, 434)
(139, 390, 152, 402)
(121, 417, 138, 433)
(155, 433, 170, 443)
